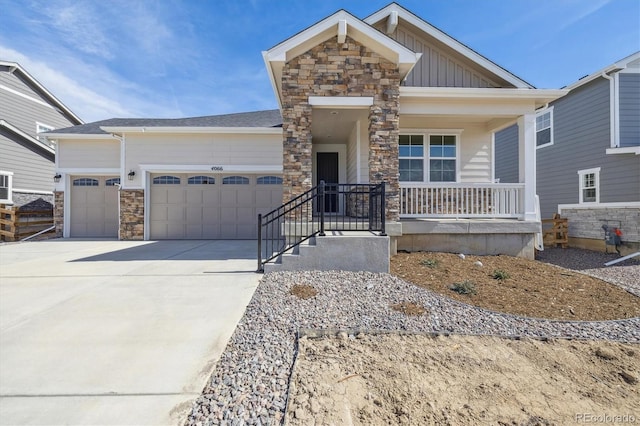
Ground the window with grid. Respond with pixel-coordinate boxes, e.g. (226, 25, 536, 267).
(152, 176, 180, 184)
(257, 176, 283, 185)
(429, 135, 456, 182)
(535, 109, 553, 148)
(105, 178, 120, 186)
(0, 173, 11, 202)
(399, 135, 424, 182)
(188, 176, 215, 184)
(72, 178, 99, 186)
(222, 176, 249, 184)
(578, 168, 599, 203)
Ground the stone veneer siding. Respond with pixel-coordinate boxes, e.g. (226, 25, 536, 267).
(119, 189, 144, 240)
(54, 191, 64, 237)
(561, 206, 639, 244)
(281, 35, 401, 220)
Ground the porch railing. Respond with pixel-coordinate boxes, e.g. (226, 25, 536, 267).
(257, 181, 386, 272)
(399, 182, 525, 219)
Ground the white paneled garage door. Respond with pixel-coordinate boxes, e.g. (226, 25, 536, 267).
(149, 173, 282, 240)
(70, 176, 119, 238)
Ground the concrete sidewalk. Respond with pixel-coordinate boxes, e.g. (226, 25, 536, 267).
(0, 239, 260, 425)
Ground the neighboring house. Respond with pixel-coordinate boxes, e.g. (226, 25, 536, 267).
(496, 52, 640, 254)
(0, 60, 83, 209)
(47, 3, 566, 263)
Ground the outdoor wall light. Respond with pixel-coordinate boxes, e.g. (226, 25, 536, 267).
(53, 173, 62, 183)
(127, 170, 136, 181)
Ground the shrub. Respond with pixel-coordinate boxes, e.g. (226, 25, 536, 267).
(421, 258, 439, 268)
(449, 280, 477, 295)
(493, 269, 510, 280)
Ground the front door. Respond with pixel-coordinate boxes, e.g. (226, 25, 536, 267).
(316, 152, 339, 213)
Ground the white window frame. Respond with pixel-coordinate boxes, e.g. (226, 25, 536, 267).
(0, 171, 13, 203)
(399, 130, 461, 183)
(36, 122, 55, 146)
(535, 107, 554, 149)
(578, 167, 600, 204)
(399, 134, 425, 182)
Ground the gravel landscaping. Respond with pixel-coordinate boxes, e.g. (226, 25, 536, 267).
(185, 248, 640, 425)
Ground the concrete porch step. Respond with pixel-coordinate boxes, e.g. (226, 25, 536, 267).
(263, 231, 389, 273)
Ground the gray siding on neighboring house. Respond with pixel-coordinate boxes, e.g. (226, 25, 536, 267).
(537, 76, 640, 219)
(618, 73, 640, 148)
(0, 71, 75, 140)
(494, 124, 519, 183)
(0, 134, 54, 193)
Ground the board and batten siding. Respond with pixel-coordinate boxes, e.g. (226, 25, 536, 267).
(619, 73, 640, 148)
(494, 124, 519, 183)
(57, 139, 121, 169)
(374, 21, 503, 88)
(0, 70, 77, 139)
(0, 135, 54, 193)
(124, 133, 282, 171)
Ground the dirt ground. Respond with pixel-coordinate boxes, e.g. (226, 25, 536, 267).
(390, 252, 640, 321)
(286, 333, 640, 425)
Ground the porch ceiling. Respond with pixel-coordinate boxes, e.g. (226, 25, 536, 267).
(311, 108, 368, 144)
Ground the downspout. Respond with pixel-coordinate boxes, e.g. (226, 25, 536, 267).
(601, 71, 617, 148)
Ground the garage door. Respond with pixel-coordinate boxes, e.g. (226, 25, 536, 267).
(149, 173, 282, 239)
(70, 176, 119, 237)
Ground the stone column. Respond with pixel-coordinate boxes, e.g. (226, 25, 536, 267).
(54, 191, 64, 237)
(119, 189, 144, 240)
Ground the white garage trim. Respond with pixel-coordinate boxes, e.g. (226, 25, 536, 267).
(67, 175, 120, 238)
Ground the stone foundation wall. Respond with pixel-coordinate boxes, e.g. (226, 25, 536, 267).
(119, 189, 144, 240)
(560, 206, 639, 254)
(281, 35, 400, 220)
(54, 191, 64, 237)
(561, 207, 639, 243)
(11, 192, 53, 209)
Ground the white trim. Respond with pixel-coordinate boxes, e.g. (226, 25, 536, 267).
(0, 84, 55, 109)
(535, 106, 554, 149)
(564, 51, 640, 91)
(400, 86, 567, 105)
(398, 132, 461, 183)
(0, 170, 13, 204)
(558, 201, 640, 214)
(401, 128, 464, 135)
(337, 19, 347, 44)
(139, 164, 283, 173)
(99, 126, 283, 135)
(356, 120, 361, 183)
(613, 71, 621, 148)
(518, 113, 537, 221)
(0, 120, 55, 154)
(606, 146, 640, 155)
(491, 132, 495, 183)
(63, 176, 70, 238)
(308, 96, 374, 107)
(11, 188, 53, 195)
(364, 4, 533, 88)
(46, 133, 115, 140)
(57, 168, 120, 175)
(577, 167, 600, 204)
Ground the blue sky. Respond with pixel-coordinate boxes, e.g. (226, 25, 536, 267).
(1, 0, 638, 123)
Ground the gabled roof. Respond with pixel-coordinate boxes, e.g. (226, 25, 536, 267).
(364, 3, 534, 89)
(564, 51, 640, 91)
(0, 119, 55, 161)
(46, 109, 283, 136)
(263, 9, 422, 108)
(0, 60, 83, 125)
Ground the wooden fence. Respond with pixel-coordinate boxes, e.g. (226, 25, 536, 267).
(0, 204, 54, 242)
(541, 213, 568, 248)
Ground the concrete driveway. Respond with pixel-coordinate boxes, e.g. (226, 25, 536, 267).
(0, 239, 260, 425)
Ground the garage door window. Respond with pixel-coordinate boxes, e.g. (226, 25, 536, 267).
(153, 175, 180, 184)
(223, 176, 249, 184)
(188, 176, 215, 184)
(105, 178, 120, 186)
(73, 178, 99, 186)
(257, 176, 283, 185)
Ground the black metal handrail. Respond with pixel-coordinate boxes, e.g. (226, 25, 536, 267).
(257, 181, 386, 272)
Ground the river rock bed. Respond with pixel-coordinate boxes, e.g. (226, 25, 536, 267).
(185, 254, 640, 425)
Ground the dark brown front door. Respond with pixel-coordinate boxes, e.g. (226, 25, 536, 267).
(316, 152, 339, 213)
